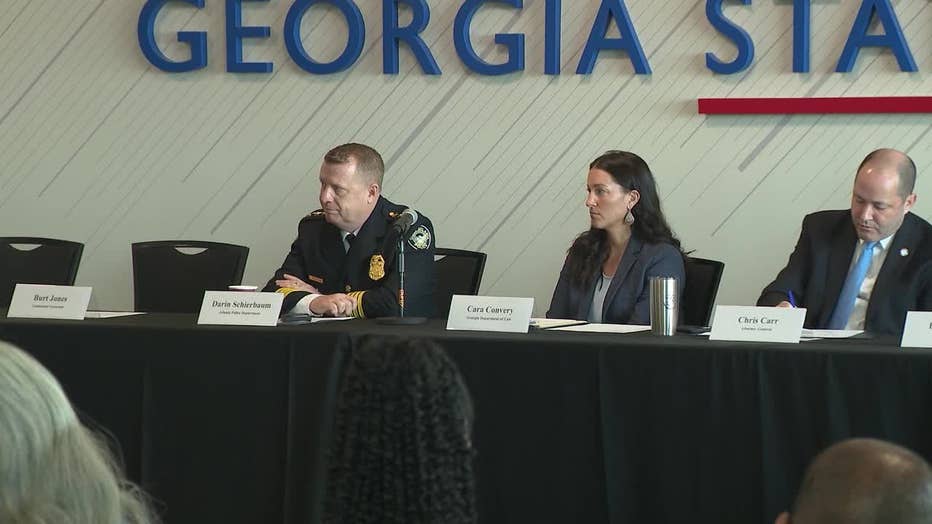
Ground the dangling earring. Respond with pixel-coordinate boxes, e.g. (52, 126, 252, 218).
(624, 208, 635, 226)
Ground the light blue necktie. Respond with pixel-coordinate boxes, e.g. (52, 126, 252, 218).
(828, 241, 877, 329)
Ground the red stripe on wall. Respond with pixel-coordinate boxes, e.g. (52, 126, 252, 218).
(697, 97, 932, 115)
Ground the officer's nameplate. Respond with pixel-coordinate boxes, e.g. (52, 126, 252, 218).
(709, 305, 806, 344)
(901, 311, 932, 348)
(7, 284, 92, 320)
(197, 291, 283, 327)
(446, 295, 533, 334)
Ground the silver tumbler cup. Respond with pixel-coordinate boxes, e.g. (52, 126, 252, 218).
(649, 276, 678, 336)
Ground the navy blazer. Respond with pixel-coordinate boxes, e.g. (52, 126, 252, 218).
(757, 209, 932, 335)
(546, 236, 686, 324)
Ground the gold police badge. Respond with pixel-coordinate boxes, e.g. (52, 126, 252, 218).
(369, 254, 385, 280)
(408, 225, 431, 250)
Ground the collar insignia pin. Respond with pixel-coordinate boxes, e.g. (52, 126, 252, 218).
(901, 248, 909, 257)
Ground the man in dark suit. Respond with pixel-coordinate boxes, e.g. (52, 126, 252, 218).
(264, 143, 435, 318)
(758, 148, 932, 335)
(775, 439, 932, 524)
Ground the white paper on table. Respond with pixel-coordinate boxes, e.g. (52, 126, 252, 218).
(554, 323, 651, 334)
(801, 329, 863, 339)
(279, 315, 354, 325)
(84, 311, 146, 319)
(530, 318, 587, 329)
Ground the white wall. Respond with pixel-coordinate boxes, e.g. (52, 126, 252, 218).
(1, 0, 929, 314)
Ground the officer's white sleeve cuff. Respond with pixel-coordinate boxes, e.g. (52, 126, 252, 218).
(291, 294, 323, 316)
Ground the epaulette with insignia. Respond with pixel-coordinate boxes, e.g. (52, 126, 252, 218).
(299, 209, 326, 226)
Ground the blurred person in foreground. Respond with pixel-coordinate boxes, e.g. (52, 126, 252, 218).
(0, 340, 157, 524)
(776, 438, 932, 524)
(323, 337, 476, 524)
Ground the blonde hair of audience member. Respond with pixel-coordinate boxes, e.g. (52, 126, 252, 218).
(0, 341, 157, 524)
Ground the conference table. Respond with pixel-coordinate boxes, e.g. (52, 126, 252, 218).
(1, 312, 930, 524)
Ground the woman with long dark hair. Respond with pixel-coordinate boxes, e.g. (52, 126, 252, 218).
(547, 151, 685, 324)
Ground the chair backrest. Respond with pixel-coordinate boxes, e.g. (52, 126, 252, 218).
(433, 248, 487, 319)
(0, 237, 84, 308)
(681, 257, 725, 327)
(132, 241, 249, 313)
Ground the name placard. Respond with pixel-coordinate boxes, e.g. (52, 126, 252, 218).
(7, 284, 92, 320)
(197, 291, 283, 327)
(900, 311, 932, 348)
(446, 295, 534, 334)
(709, 305, 806, 344)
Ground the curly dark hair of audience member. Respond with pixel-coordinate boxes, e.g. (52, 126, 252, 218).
(566, 150, 685, 289)
(323, 337, 477, 524)
(0, 340, 158, 524)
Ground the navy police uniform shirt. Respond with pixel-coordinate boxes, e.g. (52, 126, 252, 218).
(263, 196, 436, 318)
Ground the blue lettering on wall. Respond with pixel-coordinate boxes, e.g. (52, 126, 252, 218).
(544, 0, 561, 75)
(383, 0, 440, 74)
(135, 0, 929, 76)
(138, 0, 207, 72)
(226, 0, 273, 73)
(705, 0, 754, 75)
(454, 0, 526, 75)
(836, 0, 916, 73)
(576, 0, 650, 74)
(284, 0, 365, 74)
(792, 0, 809, 72)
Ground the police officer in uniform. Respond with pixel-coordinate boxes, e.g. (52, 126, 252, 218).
(264, 143, 435, 318)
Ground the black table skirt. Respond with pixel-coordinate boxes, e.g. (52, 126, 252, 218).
(1, 314, 929, 524)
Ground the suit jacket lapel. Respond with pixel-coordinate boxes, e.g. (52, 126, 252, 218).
(868, 214, 918, 321)
(603, 236, 643, 319)
(819, 221, 857, 326)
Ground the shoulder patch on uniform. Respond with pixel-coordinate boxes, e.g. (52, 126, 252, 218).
(408, 225, 431, 250)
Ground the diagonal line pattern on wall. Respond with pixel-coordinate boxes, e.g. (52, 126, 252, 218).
(0, 0, 105, 133)
(38, 69, 150, 196)
(0, 1, 28, 44)
(712, 116, 823, 236)
(261, 13, 462, 226)
(433, 6, 594, 220)
(907, 123, 932, 153)
(477, 2, 697, 266)
(384, 11, 525, 171)
(209, 35, 386, 235)
(181, 11, 330, 185)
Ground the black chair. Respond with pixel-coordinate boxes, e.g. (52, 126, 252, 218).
(681, 257, 725, 327)
(132, 241, 249, 313)
(433, 248, 487, 319)
(0, 237, 84, 308)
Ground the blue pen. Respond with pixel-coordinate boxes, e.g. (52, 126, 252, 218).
(787, 290, 797, 308)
